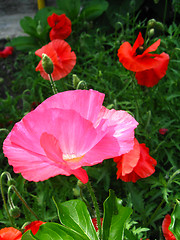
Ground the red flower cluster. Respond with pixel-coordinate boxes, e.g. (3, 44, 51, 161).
(162, 215, 176, 240)
(117, 32, 169, 87)
(47, 13, 72, 41)
(114, 138, 157, 182)
(35, 39, 76, 80)
(0, 46, 13, 58)
(0, 221, 45, 239)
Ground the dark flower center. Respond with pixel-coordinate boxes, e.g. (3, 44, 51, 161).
(136, 46, 144, 55)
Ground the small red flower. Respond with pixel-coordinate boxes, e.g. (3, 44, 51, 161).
(35, 39, 76, 81)
(47, 13, 72, 41)
(159, 128, 168, 135)
(92, 218, 103, 232)
(24, 221, 45, 235)
(0, 46, 13, 58)
(114, 138, 157, 182)
(0, 227, 22, 240)
(117, 32, 169, 87)
(162, 214, 176, 240)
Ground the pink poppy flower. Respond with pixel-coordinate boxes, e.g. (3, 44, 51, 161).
(159, 128, 168, 135)
(117, 32, 169, 87)
(35, 39, 76, 81)
(0, 227, 22, 240)
(47, 13, 72, 41)
(114, 138, 157, 182)
(162, 214, 176, 240)
(3, 90, 138, 184)
(24, 221, 45, 235)
(0, 46, 13, 58)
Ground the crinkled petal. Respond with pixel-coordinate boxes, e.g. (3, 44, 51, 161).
(135, 52, 170, 87)
(0, 227, 22, 240)
(142, 39, 161, 55)
(36, 89, 105, 124)
(162, 215, 176, 240)
(132, 32, 144, 55)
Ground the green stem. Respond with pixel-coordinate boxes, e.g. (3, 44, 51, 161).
(163, 0, 168, 26)
(49, 74, 58, 95)
(145, 198, 165, 227)
(79, 188, 94, 216)
(8, 185, 39, 220)
(86, 181, 102, 240)
(131, 74, 141, 124)
(0, 172, 15, 227)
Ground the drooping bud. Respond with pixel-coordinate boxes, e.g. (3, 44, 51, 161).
(42, 53, 53, 74)
(36, 20, 43, 35)
(147, 19, 156, 29)
(77, 180, 85, 189)
(10, 206, 21, 218)
(73, 188, 80, 197)
(148, 28, 155, 38)
(72, 74, 80, 89)
(155, 21, 164, 31)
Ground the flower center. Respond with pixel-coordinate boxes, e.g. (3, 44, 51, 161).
(63, 154, 85, 163)
(136, 46, 144, 55)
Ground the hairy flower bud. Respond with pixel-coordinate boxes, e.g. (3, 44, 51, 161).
(147, 19, 156, 29)
(156, 21, 164, 31)
(148, 28, 155, 37)
(42, 54, 54, 74)
(10, 206, 21, 218)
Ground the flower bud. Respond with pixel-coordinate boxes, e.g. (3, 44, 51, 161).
(10, 206, 21, 218)
(73, 188, 80, 197)
(72, 74, 80, 89)
(36, 21, 43, 35)
(77, 180, 85, 189)
(42, 53, 53, 74)
(148, 28, 155, 38)
(156, 21, 164, 31)
(147, 19, 156, 29)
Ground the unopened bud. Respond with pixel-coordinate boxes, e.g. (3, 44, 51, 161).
(10, 206, 21, 218)
(148, 28, 155, 37)
(37, 21, 43, 35)
(73, 188, 80, 197)
(155, 21, 164, 31)
(72, 74, 80, 89)
(77, 180, 85, 189)
(42, 53, 53, 74)
(147, 19, 156, 29)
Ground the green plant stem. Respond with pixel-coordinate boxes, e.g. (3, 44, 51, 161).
(163, 0, 168, 26)
(145, 198, 165, 227)
(49, 74, 58, 94)
(8, 185, 39, 220)
(86, 181, 102, 240)
(0, 172, 15, 227)
(79, 188, 94, 216)
(131, 74, 141, 124)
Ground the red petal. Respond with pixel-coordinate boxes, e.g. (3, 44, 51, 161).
(132, 32, 144, 55)
(142, 39, 161, 55)
(135, 52, 169, 87)
(162, 215, 176, 240)
(0, 227, 22, 240)
(24, 221, 45, 235)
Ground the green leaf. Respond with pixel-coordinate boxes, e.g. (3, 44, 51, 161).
(56, 0, 80, 20)
(8, 36, 39, 51)
(20, 17, 38, 37)
(81, 0, 109, 21)
(28, 222, 87, 240)
(22, 230, 37, 240)
(103, 190, 133, 240)
(169, 200, 180, 239)
(54, 199, 98, 240)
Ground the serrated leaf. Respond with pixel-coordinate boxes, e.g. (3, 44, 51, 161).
(54, 199, 98, 240)
(103, 190, 133, 240)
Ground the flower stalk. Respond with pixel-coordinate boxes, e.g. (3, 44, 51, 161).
(49, 74, 58, 95)
(86, 181, 102, 239)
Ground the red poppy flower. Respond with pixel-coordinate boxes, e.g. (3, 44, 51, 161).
(0, 46, 13, 58)
(0, 227, 22, 240)
(47, 13, 72, 41)
(35, 39, 76, 81)
(117, 32, 169, 87)
(159, 128, 168, 135)
(162, 214, 176, 240)
(114, 138, 157, 182)
(24, 221, 45, 235)
(92, 218, 103, 232)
